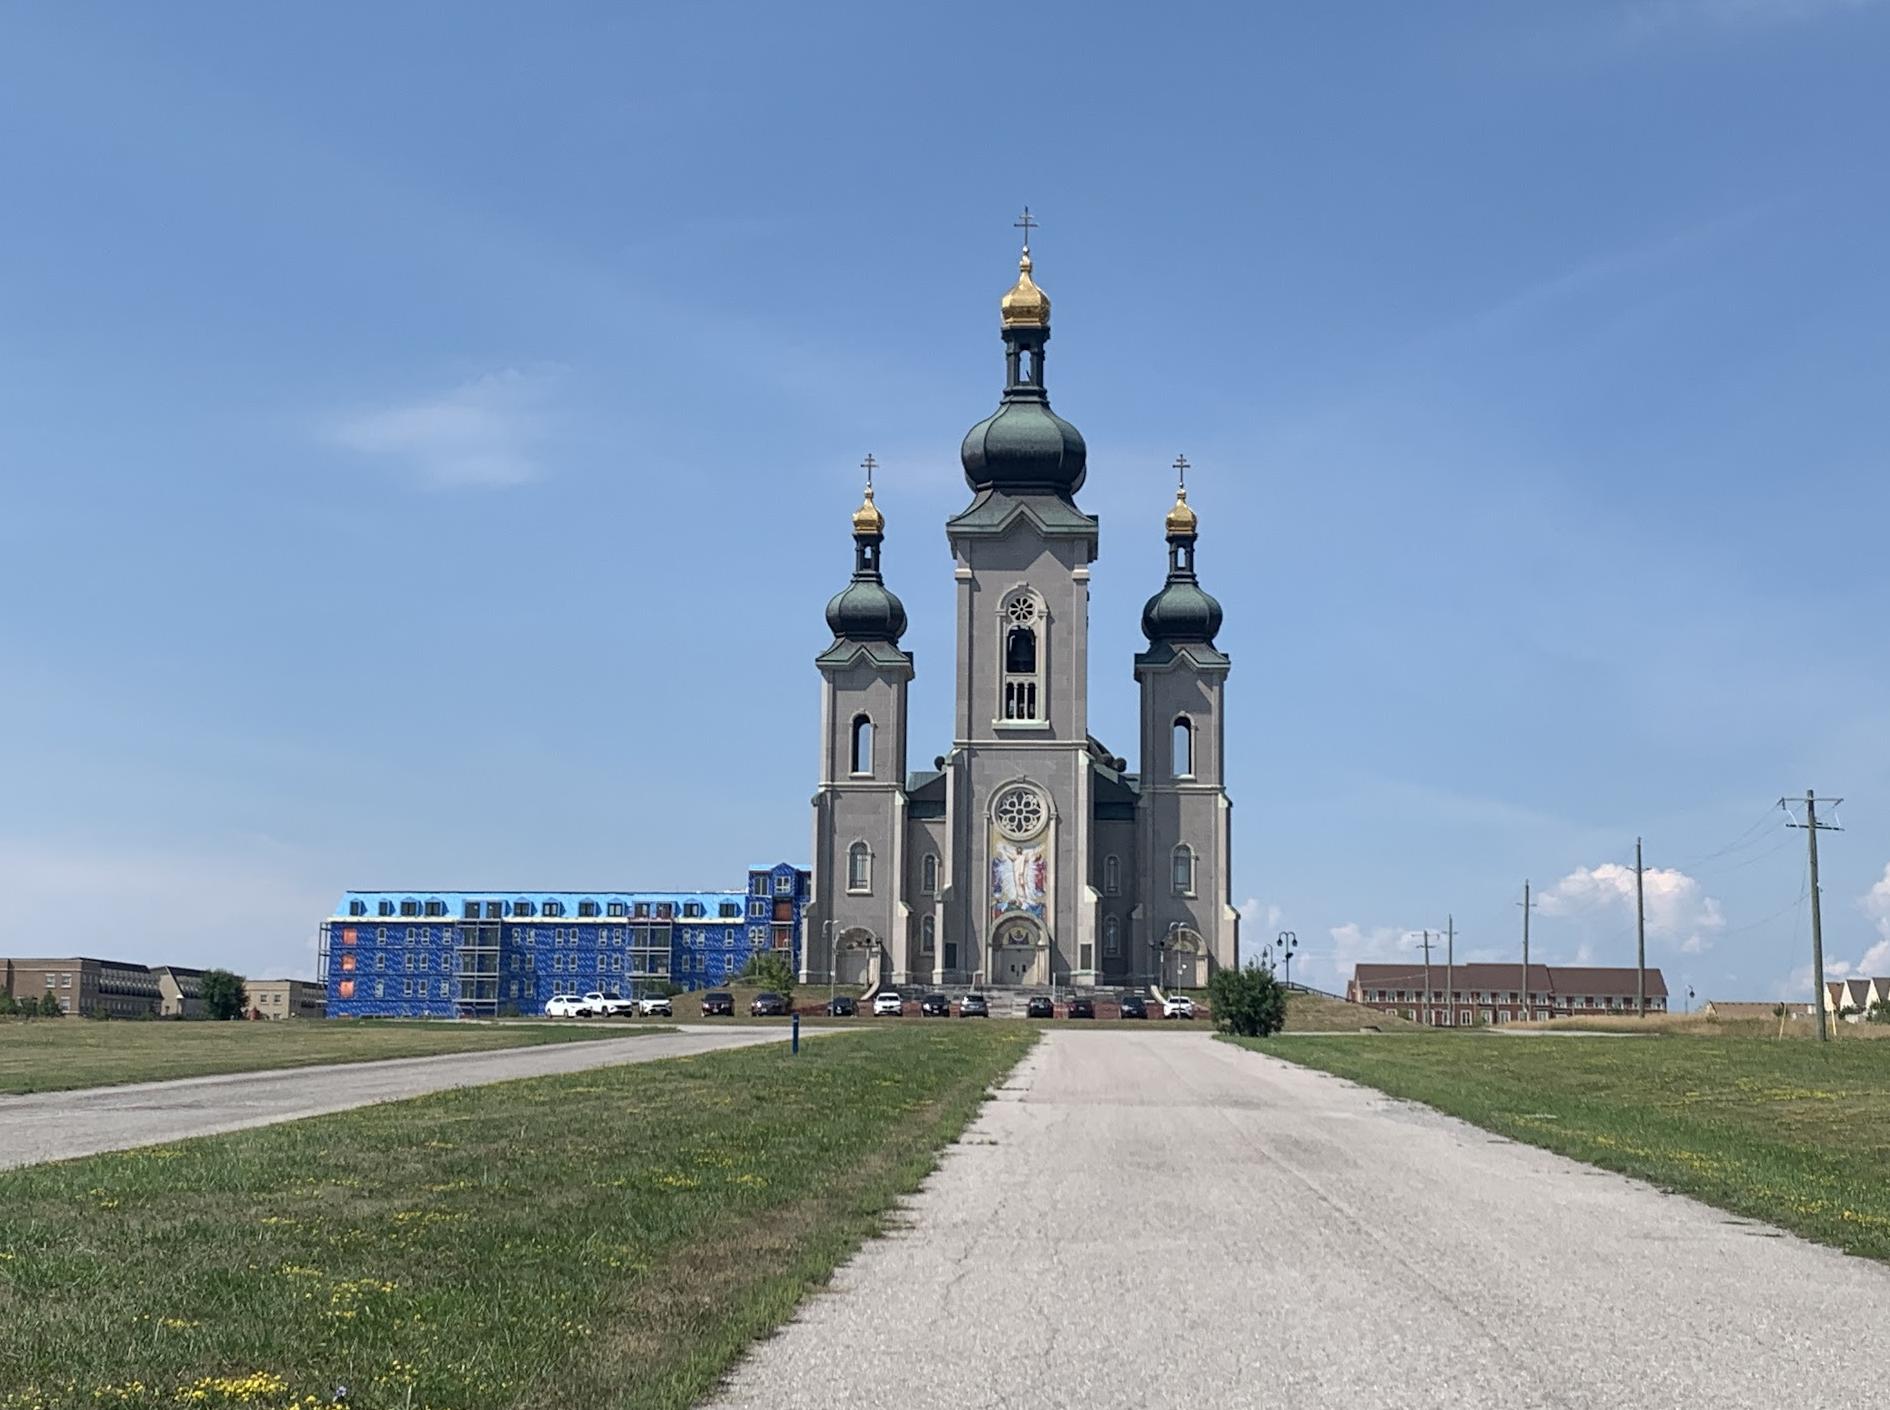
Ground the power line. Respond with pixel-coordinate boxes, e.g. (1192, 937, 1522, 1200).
(1782, 790, 1842, 1043)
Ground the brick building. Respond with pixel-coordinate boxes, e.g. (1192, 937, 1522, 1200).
(1348, 962, 1668, 1026)
(245, 978, 325, 1020)
(1, 957, 164, 1018)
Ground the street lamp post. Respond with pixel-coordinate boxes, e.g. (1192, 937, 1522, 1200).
(1276, 930, 1298, 989)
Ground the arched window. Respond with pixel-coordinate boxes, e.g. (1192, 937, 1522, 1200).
(921, 916, 936, 955)
(1000, 593, 1043, 722)
(1104, 854, 1120, 896)
(850, 714, 874, 776)
(921, 853, 939, 894)
(847, 841, 872, 893)
(1105, 914, 1120, 957)
(1171, 844, 1196, 896)
(1173, 716, 1194, 777)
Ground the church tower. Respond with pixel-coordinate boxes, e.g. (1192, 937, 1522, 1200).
(938, 233, 1100, 989)
(806, 467, 912, 989)
(1135, 466, 1239, 986)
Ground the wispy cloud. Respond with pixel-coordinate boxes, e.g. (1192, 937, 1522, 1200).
(329, 369, 557, 490)
(1621, 0, 1884, 37)
(1540, 862, 1726, 954)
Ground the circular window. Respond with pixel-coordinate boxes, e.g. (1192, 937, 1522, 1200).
(1005, 594, 1039, 625)
(993, 785, 1046, 840)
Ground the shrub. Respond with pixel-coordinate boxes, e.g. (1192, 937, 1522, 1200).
(739, 950, 796, 1001)
(1868, 999, 1890, 1025)
(38, 993, 64, 1018)
(0, 992, 16, 1017)
(200, 969, 248, 1021)
(1208, 963, 1287, 1038)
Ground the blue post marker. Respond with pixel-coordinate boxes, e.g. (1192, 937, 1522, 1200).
(791, 1011, 800, 1054)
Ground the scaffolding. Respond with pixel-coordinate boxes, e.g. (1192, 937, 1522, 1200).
(455, 920, 502, 1017)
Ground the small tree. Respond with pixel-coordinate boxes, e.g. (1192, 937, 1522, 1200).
(1867, 999, 1890, 1025)
(200, 969, 248, 1022)
(38, 992, 64, 1018)
(1207, 963, 1287, 1038)
(0, 992, 16, 1017)
(739, 950, 796, 1002)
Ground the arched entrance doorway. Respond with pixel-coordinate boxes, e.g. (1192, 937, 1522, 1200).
(1166, 928, 1204, 990)
(990, 916, 1049, 989)
(836, 927, 877, 987)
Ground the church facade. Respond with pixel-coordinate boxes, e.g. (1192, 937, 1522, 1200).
(803, 242, 1239, 993)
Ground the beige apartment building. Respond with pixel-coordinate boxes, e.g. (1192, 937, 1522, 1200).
(245, 978, 325, 1020)
(154, 965, 208, 1018)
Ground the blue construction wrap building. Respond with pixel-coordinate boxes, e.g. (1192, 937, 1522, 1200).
(319, 863, 809, 1019)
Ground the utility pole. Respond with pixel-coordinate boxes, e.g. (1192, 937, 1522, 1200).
(1783, 790, 1842, 1043)
(1444, 914, 1455, 1028)
(1635, 838, 1647, 1018)
(1518, 883, 1536, 1021)
(1416, 929, 1434, 1026)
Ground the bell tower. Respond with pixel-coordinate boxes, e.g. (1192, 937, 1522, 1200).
(806, 459, 912, 989)
(1135, 458, 1238, 986)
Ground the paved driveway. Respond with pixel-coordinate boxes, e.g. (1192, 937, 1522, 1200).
(0, 1026, 804, 1170)
(712, 1029, 1890, 1409)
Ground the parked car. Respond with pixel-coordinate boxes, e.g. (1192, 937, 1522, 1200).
(1026, 995, 1054, 1019)
(638, 993, 674, 1017)
(584, 990, 634, 1018)
(1067, 998, 1095, 1019)
(1118, 996, 1149, 1020)
(873, 991, 904, 1017)
(699, 991, 734, 1017)
(827, 995, 858, 1016)
(544, 994, 589, 1018)
(959, 993, 990, 1017)
(919, 993, 951, 1017)
(1162, 995, 1197, 1020)
(750, 991, 790, 1017)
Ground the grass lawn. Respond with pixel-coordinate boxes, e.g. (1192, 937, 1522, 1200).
(1234, 1032, 1890, 1262)
(0, 1018, 671, 1096)
(0, 1023, 1033, 1410)
(1281, 990, 1421, 1033)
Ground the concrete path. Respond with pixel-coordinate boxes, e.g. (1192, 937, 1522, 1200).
(0, 1026, 806, 1170)
(713, 1030, 1890, 1409)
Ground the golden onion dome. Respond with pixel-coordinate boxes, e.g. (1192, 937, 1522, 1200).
(999, 249, 1051, 329)
(851, 482, 884, 536)
(1165, 484, 1198, 536)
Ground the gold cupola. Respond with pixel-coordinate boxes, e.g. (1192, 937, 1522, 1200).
(1165, 483, 1197, 536)
(851, 481, 884, 536)
(999, 248, 1051, 329)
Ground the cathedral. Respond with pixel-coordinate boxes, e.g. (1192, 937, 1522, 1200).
(803, 236, 1239, 993)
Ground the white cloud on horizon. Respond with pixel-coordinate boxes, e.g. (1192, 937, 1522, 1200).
(329, 369, 557, 490)
(1539, 862, 1725, 954)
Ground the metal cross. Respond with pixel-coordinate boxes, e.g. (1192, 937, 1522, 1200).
(1172, 453, 1189, 489)
(1014, 206, 1038, 249)
(860, 452, 877, 489)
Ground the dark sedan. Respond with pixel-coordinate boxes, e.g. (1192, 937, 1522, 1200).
(699, 991, 734, 1017)
(1026, 995, 1054, 1019)
(959, 993, 990, 1017)
(827, 995, 858, 1017)
(749, 991, 790, 1017)
(1118, 996, 1148, 1020)
(919, 993, 951, 1017)
(1067, 998, 1096, 1019)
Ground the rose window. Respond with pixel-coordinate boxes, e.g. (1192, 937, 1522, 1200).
(1005, 594, 1039, 625)
(993, 786, 1046, 840)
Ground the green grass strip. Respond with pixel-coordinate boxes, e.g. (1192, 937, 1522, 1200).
(1233, 1033, 1890, 1262)
(0, 1024, 1034, 1409)
(0, 1018, 675, 1095)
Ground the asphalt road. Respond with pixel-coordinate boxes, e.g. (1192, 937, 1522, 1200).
(712, 1029, 1890, 1409)
(0, 1026, 803, 1170)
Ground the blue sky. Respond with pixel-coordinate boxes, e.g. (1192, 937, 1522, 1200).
(2, 0, 1886, 998)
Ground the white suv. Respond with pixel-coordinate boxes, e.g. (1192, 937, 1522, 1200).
(637, 994, 673, 1017)
(584, 991, 634, 1018)
(1162, 995, 1197, 1020)
(873, 991, 904, 1017)
(544, 994, 589, 1018)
